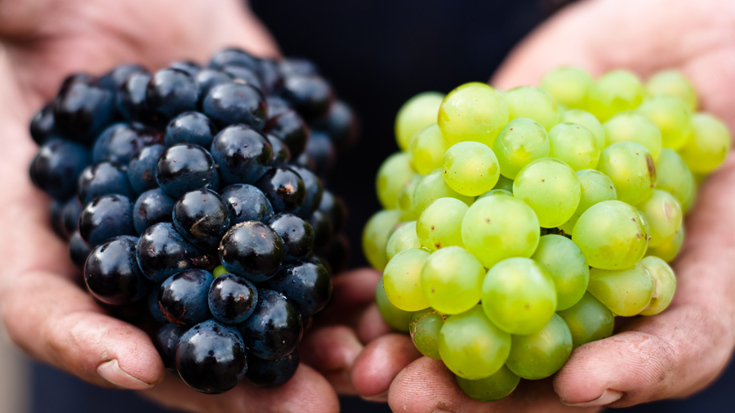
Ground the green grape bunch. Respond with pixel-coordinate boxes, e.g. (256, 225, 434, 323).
(362, 67, 730, 401)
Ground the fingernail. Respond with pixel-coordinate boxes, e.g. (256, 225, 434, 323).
(562, 390, 623, 407)
(432, 410, 453, 413)
(97, 359, 153, 390)
(363, 390, 388, 402)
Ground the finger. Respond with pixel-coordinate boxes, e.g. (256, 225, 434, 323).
(351, 333, 421, 401)
(387, 357, 598, 413)
(357, 303, 393, 343)
(317, 267, 382, 326)
(142, 363, 340, 413)
(0, 271, 164, 389)
(300, 325, 364, 394)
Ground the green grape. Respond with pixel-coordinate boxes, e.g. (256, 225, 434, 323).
(603, 111, 663, 160)
(376, 152, 416, 209)
(492, 118, 550, 179)
(639, 256, 677, 316)
(655, 148, 697, 212)
(679, 113, 732, 174)
(409, 308, 446, 360)
(560, 109, 605, 149)
(375, 276, 413, 332)
(637, 189, 683, 248)
(482, 257, 557, 335)
(588, 70, 644, 122)
(395, 91, 445, 151)
(596, 142, 655, 205)
(412, 168, 474, 216)
(456, 365, 520, 402)
(410, 123, 447, 175)
(557, 292, 615, 349)
(506, 314, 572, 380)
(362, 209, 402, 271)
(438, 305, 511, 379)
(505, 86, 560, 130)
(213, 265, 227, 278)
(383, 248, 431, 311)
(588, 263, 654, 316)
(532, 235, 589, 311)
(397, 173, 422, 221)
(513, 158, 581, 228)
(638, 95, 692, 150)
(540, 66, 593, 109)
(442, 142, 500, 196)
(646, 226, 684, 263)
(478, 189, 513, 198)
(421, 246, 485, 314)
(559, 169, 617, 233)
(461, 195, 540, 268)
(572, 200, 649, 270)
(417, 197, 468, 251)
(646, 69, 697, 111)
(386, 221, 421, 260)
(548, 123, 601, 171)
(493, 175, 514, 192)
(438, 82, 508, 147)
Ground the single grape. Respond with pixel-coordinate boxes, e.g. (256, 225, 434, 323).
(548, 123, 601, 171)
(513, 158, 581, 228)
(76, 161, 135, 205)
(588, 262, 654, 316)
(646, 227, 684, 263)
(639, 256, 677, 316)
(532, 235, 589, 311)
(637, 95, 692, 150)
(482, 257, 556, 335)
(376, 152, 416, 209)
(557, 292, 615, 349)
(397, 173, 422, 221)
(506, 314, 572, 380)
(240, 289, 303, 360)
(438, 305, 511, 379)
(133, 188, 175, 235)
(492, 118, 550, 179)
(375, 276, 412, 332)
(478, 189, 512, 198)
(383, 248, 431, 311)
(416, 197, 468, 251)
(420, 246, 485, 315)
(559, 169, 617, 234)
(156, 144, 219, 199)
(410, 123, 447, 175)
(655, 148, 697, 212)
(442, 142, 500, 196)
(456, 365, 520, 402)
(637, 189, 683, 248)
(208, 273, 258, 325)
(646, 69, 697, 111)
(409, 308, 446, 360)
(210, 124, 273, 185)
(159, 269, 214, 327)
(268, 213, 315, 260)
(588, 70, 644, 122)
(540, 66, 593, 109)
(173, 189, 230, 252)
(395, 91, 445, 151)
(386, 221, 421, 260)
(218, 221, 285, 283)
(362, 209, 402, 271)
(492, 175, 514, 192)
(245, 351, 300, 388)
(678, 113, 731, 174)
(78, 194, 135, 248)
(596, 142, 655, 205)
(266, 259, 332, 318)
(603, 111, 662, 161)
(560, 109, 605, 149)
(438, 82, 508, 147)
(412, 168, 474, 216)
(213, 265, 228, 278)
(504, 86, 560, 130)
(127, 144, 166, 194)
(84, 235, 149, 305)
(153, 323, 184, 371)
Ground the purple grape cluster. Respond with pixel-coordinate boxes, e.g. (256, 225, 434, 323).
(28, 48, 357, 394)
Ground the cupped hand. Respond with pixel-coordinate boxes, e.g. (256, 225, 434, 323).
(350, 0, 735, 411)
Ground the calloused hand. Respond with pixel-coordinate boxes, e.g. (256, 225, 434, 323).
(348, 0, 735, 411)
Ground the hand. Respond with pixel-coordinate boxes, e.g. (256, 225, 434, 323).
(350, 0, 735, 410)
(0, 1, 342, 411)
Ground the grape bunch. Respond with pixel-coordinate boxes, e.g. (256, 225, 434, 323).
(364, 68, 730, 401)
(28, 47, 357, 394)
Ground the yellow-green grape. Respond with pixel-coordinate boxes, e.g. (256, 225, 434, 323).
(587, 263, 654, 316)
(395, 91, 445, 151)
(638, 95, 692, 150)
(532, 235, 589, 311)
(421, 246, 485, 314)
(362, 209, 402, 271)
(438, 82, 508, 147)
(493, 175, 514, 192)
(213, 265, 227, 278)
(375, 276, 412, 332)
(456, 365, 520, 402)
(506, 314, 572, 380)
(482, 257, 557, 335)
(679, 113, 732, 174)
(559, 169, 617, 234)
(397, 173, 422, 221)
(603, 111, 663, 160)
(646, 69, 697, 111)
(417, 198, 468, 251)
(513, 158, 581, 228)
(492, 118, 550, 179)
(646, 227, 684, 263)
(639, 256, 677, 316)
(504, 86, 560, 130)
(548, 123, 601, 171)
(438, 305, 511, 379)
(461, 195, 540, 268)
(410, 124, 447, 175)
(655, 148, 697, 212)
(557, 292, 615, 349)
(376, 152, 415, 209)
(588, 70, 645, 122)
(442, 142, 500, 196)
(637, 189, 683, 248)
(386, 221, 421, 260)
(572, 200, 649, 270)
(560, 109, 605, 149)
(540, 66, 593, 109)
(409, 308, 446, 360)
(478, 189, 513, 199)
(412, 168, 474, 216)
(383, 248, 431, 311)
(596, 142, 655, 205)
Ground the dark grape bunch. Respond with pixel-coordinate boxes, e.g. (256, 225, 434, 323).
(28, 47, 358, 394)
